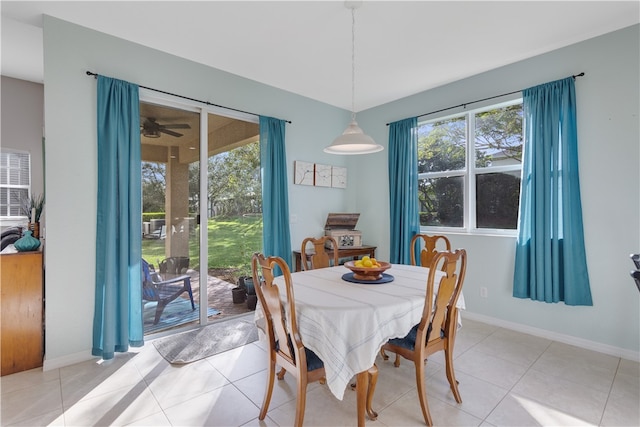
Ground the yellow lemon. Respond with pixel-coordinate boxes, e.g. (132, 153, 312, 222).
(363, 259, 373, 268)
(354, 260, 364, 267)
(361, 255, 370, 262)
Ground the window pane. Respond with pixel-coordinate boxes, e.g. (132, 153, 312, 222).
(475, 104, 523, 168)
(0, 189, 7, 216)
(1, 188, 28, 217)
(417, 116, 466, 173)
(418, 176, 464, 227)
(476, 171, 521, 229)
(1, 151, 30, 218)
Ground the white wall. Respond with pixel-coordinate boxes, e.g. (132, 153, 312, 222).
(1, 76, 44, 230)
(42, 15, 639, 369)
(355, 24, 640, 358)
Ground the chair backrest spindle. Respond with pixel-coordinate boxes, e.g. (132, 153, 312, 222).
(411, 234, 451, 267)
(252, 253, 305, 370)
(300, 236, 339, 270)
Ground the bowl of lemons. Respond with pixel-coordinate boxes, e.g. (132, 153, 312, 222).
(344, 256, 391, 281)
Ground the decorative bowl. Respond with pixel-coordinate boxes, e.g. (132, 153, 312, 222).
(344, 260, 391, 281)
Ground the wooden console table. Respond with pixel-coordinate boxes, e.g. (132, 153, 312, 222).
(1, 250, 44, 376)
(293, 245, 376, 272)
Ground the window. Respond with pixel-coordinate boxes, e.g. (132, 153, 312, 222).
(417, 100, 523, 232)
(0, 151, 30, 218)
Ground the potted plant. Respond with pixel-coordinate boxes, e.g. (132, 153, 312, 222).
(245, 277, 257, 310)
(21, 194, 45, 239)
(232, 276, 247, 304)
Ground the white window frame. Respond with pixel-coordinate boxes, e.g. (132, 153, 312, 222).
(418, 97, 523, 236)
(0, 149, 31, 221)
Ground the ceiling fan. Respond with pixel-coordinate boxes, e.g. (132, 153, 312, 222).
(141, 117, 191, 138)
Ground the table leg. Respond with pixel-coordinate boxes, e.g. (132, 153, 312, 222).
(295, 253, 302, 272)
(356, 371, 368, 427)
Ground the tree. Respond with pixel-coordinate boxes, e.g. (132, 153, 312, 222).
(207, 141, 261, 217)
(143, 142, 262, 218)
(475, 104, 523, 163)
(142, 162, 166, 212)
(417, 104, 522, 227)
(417, 117, 467, 226)
(476, 173, 520, 229)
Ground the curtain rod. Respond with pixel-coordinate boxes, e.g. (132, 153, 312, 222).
(85, 71, 292, 124)
(386, 72, 585, 125)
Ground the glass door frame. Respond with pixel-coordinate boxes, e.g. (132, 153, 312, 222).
(140, 88, 259, 326)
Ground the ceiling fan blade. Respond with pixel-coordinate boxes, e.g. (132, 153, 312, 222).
(159, 128, 183, 137)
(161, 123, 191, 129)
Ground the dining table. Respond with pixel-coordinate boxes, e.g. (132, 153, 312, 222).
(255, 262, 465, 426)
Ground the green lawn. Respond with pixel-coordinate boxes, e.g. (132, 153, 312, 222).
(142, 215, 262, 278)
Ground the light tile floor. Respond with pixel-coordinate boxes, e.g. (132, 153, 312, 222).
(1, 319, 638, 426)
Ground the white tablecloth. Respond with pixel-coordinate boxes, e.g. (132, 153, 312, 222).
(255, 263, 465, 400)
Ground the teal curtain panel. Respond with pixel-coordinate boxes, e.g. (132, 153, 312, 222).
(259, 116, 292, 268)
(388, 117, 420, 264)
(513, 77, 592, 305)
(93, 76, 143, 359)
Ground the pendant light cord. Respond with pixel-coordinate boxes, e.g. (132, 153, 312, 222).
(351, 6, 356, 121)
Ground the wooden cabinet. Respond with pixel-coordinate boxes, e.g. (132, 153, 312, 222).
(1, 251, 44, 376)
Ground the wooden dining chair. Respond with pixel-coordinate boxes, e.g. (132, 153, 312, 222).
(300, 236, 339, 270)
(410, 234, 452, 267)
(252, 253, 378, 425)
(379, 233, 453, 366)
(381, 249, 467, 426)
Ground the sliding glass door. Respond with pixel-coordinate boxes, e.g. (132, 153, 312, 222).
(141, 101, 201, 334)
(140, 97, 262, 335)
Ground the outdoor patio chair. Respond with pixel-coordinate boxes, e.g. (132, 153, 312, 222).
(158, 256, 190, 274)
(142, 258, 195, 324)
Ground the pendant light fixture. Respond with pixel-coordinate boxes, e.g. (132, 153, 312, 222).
(324, 1, 383, 155)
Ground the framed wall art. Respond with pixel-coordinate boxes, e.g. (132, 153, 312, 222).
(331, 166, 347, 188)
(294, 160, 314, 186)
(315, 164, 332, 187)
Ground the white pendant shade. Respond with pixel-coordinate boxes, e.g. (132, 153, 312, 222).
(324, 120, 383, 154)
(325, 2, 383, 155)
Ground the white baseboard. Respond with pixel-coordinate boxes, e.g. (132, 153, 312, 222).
(43, 350, 96, 371)
(41, 313, 640, 371)
(462, 312, 639, 362)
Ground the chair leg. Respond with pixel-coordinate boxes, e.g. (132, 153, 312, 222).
(154, 302, 167, 325)
(381, 346, 403, 367)
(380, 347, 389, 361)
(294, 378, 307, 427)
(415, 359, 433, 426)
(185, 278, 195, 310)
(366, 364, 379, 420)
(394, 353, 401, 367)
(444, 343, 462, 403)
(277, 367, 286, 380)
(259, 358, 276, 420)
